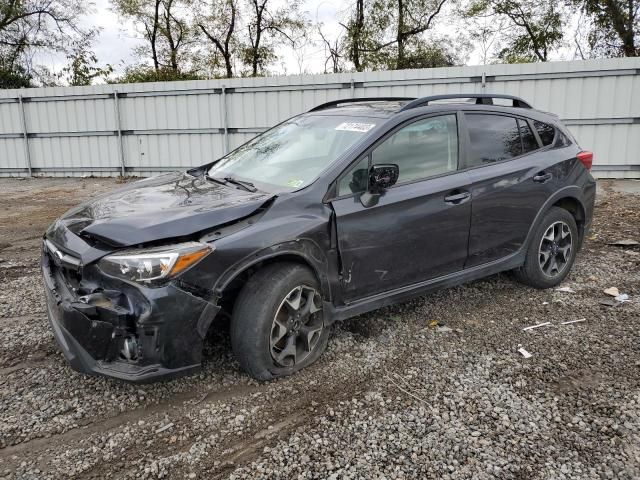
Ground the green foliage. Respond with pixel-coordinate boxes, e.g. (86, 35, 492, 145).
(572, 0, 639, 56)
(0, 66, 32, 89)
(60, 39, 114, 86)
(0, 0, 90, 86)
(109, 65, 203, 84)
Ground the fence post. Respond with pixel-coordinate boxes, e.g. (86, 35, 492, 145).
(18, 95, 32, 177)
(221, 85, 229, 155)
(113, 90, 126, 177)
(350, 79, 355, 98)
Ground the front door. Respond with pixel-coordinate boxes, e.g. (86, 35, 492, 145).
(330, 114, 472, 302)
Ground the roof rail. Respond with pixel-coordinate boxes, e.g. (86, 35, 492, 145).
(399, 94, 533, 111)
(309, 97, 415, 112)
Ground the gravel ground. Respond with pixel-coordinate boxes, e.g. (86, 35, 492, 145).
(0, 177, 639, 480)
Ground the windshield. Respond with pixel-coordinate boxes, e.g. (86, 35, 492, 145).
(208, 114, 379, 192)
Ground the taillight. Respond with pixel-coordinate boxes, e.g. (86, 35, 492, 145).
(577, 151, 593, 171)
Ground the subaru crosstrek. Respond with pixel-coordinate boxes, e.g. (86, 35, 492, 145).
(41, 94, 596, 382)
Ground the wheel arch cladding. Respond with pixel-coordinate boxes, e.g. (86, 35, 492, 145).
(551, 196, 586, 242)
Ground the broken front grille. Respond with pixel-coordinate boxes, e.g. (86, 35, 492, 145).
(44, 239, 83, 292)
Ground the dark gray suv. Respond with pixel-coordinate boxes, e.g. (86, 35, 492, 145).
(41, 94, 595, 382)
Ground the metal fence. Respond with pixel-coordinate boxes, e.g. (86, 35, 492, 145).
(1, 57, 639, 178)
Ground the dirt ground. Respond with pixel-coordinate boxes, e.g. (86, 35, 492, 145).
(0, 177, 639, 479)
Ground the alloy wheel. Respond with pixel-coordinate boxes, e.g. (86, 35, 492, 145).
(270, 285, 324, 367)
(538, 221, 573, 277)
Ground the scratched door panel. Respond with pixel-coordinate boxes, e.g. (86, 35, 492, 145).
(331, 171, 472, 301)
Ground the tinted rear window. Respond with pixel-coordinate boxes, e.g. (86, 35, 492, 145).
(466, 114, 522, 165)
(534, 121, 555, 146)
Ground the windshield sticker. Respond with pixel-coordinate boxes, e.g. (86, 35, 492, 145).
(286, 179, 305, 188)
(335, 122, 376, 133)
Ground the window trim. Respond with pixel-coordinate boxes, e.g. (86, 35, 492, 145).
(329, 112, 461, 201)
(459, 111, 544, 171)
(518, 117, 541, 154)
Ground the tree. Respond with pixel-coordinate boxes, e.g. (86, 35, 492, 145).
(60, 35, 114, 86)
(391, 0, 448, 69)
(0, 64, 31, 88)
(0, 0, 89, 86)
(573, 0, 639, 57)
(112, 0, 193, 74)
(195, 0, 237, 78)
(464, 0, 565, 62)
(241, 0, 306, 76)
(344, 0, 366, 71)
(342, 0, 454, 71)
(318, 23, 343, 73)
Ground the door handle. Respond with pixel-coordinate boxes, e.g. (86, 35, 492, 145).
(533, 172, 552, 183)
(444, 190, 471, 204)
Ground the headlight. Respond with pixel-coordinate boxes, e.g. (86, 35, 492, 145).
(98, 242, 213, 283)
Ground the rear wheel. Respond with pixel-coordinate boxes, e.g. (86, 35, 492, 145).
(514, 207, 579, 289)
(230, 263, 329, 380)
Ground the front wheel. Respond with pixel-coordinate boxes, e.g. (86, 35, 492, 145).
(514, 207, 579, 289)
(230, 263, 329, 380)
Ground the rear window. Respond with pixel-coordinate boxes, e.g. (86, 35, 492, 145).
(534, 121, 555, 146)
(466, 114, 522, 165)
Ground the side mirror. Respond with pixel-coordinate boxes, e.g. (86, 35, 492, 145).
(368, 164, 399, 192)
(360, 163, 399, 207)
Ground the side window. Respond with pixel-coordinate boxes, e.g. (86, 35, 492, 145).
(466, 114, 522, 166)
(338, 156, 369, 196)
(534, 121, 555, 146)
(556, 130, 571, 147)
(519, 119, 539, 153)
(371, 114, 458, 184)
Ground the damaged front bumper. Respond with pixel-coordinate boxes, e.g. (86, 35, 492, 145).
(41, 240, 220, 383)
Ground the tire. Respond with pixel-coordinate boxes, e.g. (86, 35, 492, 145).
(230, 263, 330, 381)
(513, 206, 579, 289)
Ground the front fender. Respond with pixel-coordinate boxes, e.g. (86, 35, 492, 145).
(212, 238, 337, 302)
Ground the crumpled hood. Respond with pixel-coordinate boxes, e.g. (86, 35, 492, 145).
(56, 172, 274, 247)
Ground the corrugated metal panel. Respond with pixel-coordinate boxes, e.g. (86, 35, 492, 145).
(29, 136, 120, 170)
(0, 137, 26, 170)
(0, 57, 639, 177)
(0, 101, 21, 135)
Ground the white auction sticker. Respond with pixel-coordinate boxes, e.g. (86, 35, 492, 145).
(335, 122, 376, 133)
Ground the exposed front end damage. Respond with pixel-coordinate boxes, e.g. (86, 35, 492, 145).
(42, 238, 219, 383)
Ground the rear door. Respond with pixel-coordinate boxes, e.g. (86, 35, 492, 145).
(330, 113, 472, 302)
(462, 112, 560, 267)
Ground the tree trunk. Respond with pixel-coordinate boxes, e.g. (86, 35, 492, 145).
(396, 0, 405, 69)
(164, 0, 179, 71)
(151, 0, 161, 71)
(250, 0, 265, 76)
(224, 0, 236, 77)
(624, 0, 636, 56)
(354, 0, 364, 71)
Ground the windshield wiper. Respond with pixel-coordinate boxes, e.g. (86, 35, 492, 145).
(206, 174, 258, 192)
(222, 176, 258, 192)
